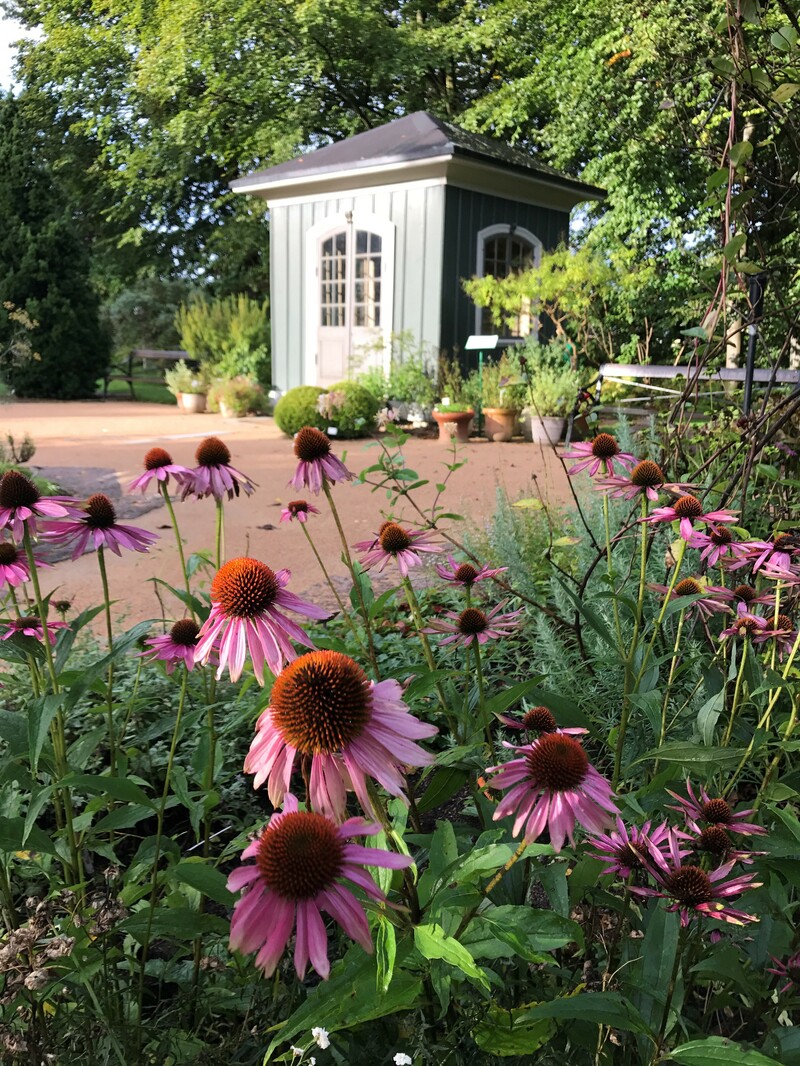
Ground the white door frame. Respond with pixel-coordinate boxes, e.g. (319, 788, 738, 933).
(474, 223, 542, 340)
(304, 211, 395, 386)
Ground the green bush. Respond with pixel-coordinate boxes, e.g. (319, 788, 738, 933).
(324, 380, 380, 438)
(208, 376, 267, 417)
(356, 365, 389, 404)
(273, 385, 327, 436)
(176, 293, 271, 385)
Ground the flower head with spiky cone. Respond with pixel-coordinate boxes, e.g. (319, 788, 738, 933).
(1, 615, 68, 645)
(227, 793, 411, 979)
(562, 434, 636, 478)
(141, 618, 201, 673)
(0, 470, 79, 541)
(245, 650, 437, 820)
(194, 558, 329, 683)
(648, 576, 732, 619)
(353, 522, 442, 578)
(128, 447, 193, 494)
(486, 734, 617, 852)
(44, 494, 159, 559)
(585, 817, 680, 878)
(289, 427, 353, 495)
(499, 705, 589, 738)
(768, 951, 800, 994)
(0, 540, 50, 590)
(182, 437, 256, 501)
(434, 555, 507, 586)
(280, 499, 321, 524)
(426, 602, 523, 647)
(631, 829, 762, 926)
(666, 778, 766, 836)
(596, 460, 691, 502)
(720, 602, 770, 640)
(644, 494, 737, 541)
(687, 525, 758, 568)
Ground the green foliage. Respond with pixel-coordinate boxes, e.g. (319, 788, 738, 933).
(163, 359, 207, 397)
(176, 294, 270, 385)
(0, 95, 111, 399)
(525, 364, 580, 416)
(323, 380, 380, 438)
(103, 277, 195, 354)
(207, 376, 267, 416)
(273, 385, 327, 436)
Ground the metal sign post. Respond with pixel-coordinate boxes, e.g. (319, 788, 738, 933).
(465, 334, 499, 437)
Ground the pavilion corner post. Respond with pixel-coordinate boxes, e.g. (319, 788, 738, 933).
(743, 272, 767, 416)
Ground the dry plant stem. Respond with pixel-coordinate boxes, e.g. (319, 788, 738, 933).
(96, 545, 118, 774)
(137, 666, 189, 1031)
(722, 639, 750, 748)
(160, 482, 194, 616)
(322, 479, 378, 672)
(484, 838, 528, 896)
(21, 528, 82, 884)
(300, 522, 366, 652)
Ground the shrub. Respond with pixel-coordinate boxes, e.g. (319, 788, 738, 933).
(388, 354, 436, 408)
(163, 359, 207, 397)
(176, 294, 271, 385)
(356, 365, 389, 404)
(323, 380, 380, 437)
(208, 376, 267, 417)
(273, 385, 327, 436)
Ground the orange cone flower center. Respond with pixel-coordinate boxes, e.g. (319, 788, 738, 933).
(630, 460, 664, 487)
(294, 426, 331, 462)
(522, 706, 558, 733)
(288, 500, 309, 516)
(269, 650, 372, 754)
(702, 798, 732, 824)
(666, 865, 713, 906)
(170, 619, 200, 646)
(698, 825, 731, 856)
(256, 811, 344, 899)
(458, 608, 488, 635)
(454, 563, 479, 584)
(0, 470, 40, 509)
(674, 578, 702, 597)
(526, 733, 589, 791)
(85, 494, 117, 529)
(144, 447, 173, 470)
(733, 584, 756, 603)
(211, 558, 280, 617)
(379, 523, 411, 554)
(672, 495, 704, 519)
(196, 436, 231, 467)
(0, 543, 19, 564)
(590, 433, 620, 459)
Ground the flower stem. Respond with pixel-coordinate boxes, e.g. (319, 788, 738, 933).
(215, 498, 224, 570)
(472, 638, 495, 762)
(722, 638, 749, 748)
(137, 666, 189, 1029)
(300, 522, 366, 652)
(160, 482, 194, 617)
(322, 480, 378, 672)
(96, 546, 118, 774)
(602, 492, 623, 649)
(400, 576, 456, 733)
(653, 608, 687, 777)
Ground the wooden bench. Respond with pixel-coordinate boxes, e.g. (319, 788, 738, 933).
(566, 362, 800, 444)
(102, 349, 193, 398)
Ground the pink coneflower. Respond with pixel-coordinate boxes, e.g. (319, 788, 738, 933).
(562, 433, 636, 478)
(499, 705, 587, 737)
(687, 525, 755, 568)
(44, 494, 159, 559)
(289, 426, 353, 495)
(141, 618, 201, 673)
(244, 650, 437, 820)
(279, 499, 321, 524)
(182, 437, 256, 501)
(644, 494, 737, 541)
(631, 830, 761, 926)
(753, 613, 797, 660)
(353, 522, 442, 578)
(0, 541, 50, 589)
(720, 602, 770, 640)
(758, 563, 800, 586)
(486, 734, 617, 852)
(596, 459, 690, 502)
(683, 819, 763, 866)
(585, 817, 678, 878)
(666, 778, 765, 836)
(743, 532, 800, 575)
(434, 555, 507, 586)
(194, 558, 329, 684)
(729, 583, 775, 610)
(768, 951, 800, 994)
(427, 603, 523, 647)
(227, 792, 411, 980)
(0, 470, 78, 541)
(127, 447, 193, 494)
(648, 576, 732, 619)
(1, 616, 68, 644)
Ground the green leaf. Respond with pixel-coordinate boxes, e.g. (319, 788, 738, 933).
(527, 991, 652, 1034)
(723, 233, 747, 261)
(119, 906, 227, 943)
(472, 1003, 555, 1056)
(697, 689, 725, 745)
(264, 951, 423, 1060)
(483, 678, 545, 719)
(416, 766, 469, 814)
(414, 923, 489, 988)
(0, 815, 57, 856)
(418, 819, 459, 905)
(670, 1037, 781, 1064)
(28, 693, 63, 773)
(59, 773, 156, 809)
(172, 861, 234, 905)
(0, 709, 28, 756)
(772, 82, 800, 103)
(770, 26, 798, 52)
(375, 916, 396, 994)
(463, 906, 582, 960)
(633, 743, 746, 769)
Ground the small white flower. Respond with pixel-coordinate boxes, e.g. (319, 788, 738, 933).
(394, 1055, 413, 1066)
(311, 1027, 330, 1050)
(309, 1059, 316, 1066)
(290, 1050, 304, 1059)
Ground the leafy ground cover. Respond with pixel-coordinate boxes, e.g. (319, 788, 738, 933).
(0, 397, 798, 1065)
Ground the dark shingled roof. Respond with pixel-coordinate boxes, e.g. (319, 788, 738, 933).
(231, 111, 604, 198)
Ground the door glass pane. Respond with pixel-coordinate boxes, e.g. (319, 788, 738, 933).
(320, 229, 347, 328)
(480, 231, 535, 337)
(356, 230, 368, 254)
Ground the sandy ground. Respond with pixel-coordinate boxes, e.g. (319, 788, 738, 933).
(2, 399, 572, 628)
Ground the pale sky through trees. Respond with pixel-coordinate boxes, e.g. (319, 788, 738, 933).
(0, 16, 26, 89)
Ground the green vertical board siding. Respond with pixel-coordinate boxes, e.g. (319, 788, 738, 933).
(439, 187, 570, 372)
(269, 184, 445, 390)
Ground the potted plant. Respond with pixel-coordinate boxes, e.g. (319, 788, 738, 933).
(471, 354, 527, 442)
(164, 359, 208, 414)
(522, 365, 579, 444)
(209, 376, 267, 418)
(432, 356, 474, 443)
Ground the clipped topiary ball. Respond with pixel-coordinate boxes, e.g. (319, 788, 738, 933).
(274, 386, 327, 437)
(325, 381, 380, 438)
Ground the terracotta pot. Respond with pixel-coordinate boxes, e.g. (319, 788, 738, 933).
(432, 409, 474, 444)
(482, 407, 519, 443)
(525, 414, 566, 445)
(179, 392, 207, 414)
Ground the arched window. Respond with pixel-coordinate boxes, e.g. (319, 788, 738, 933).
(475, 224, 542, 339)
